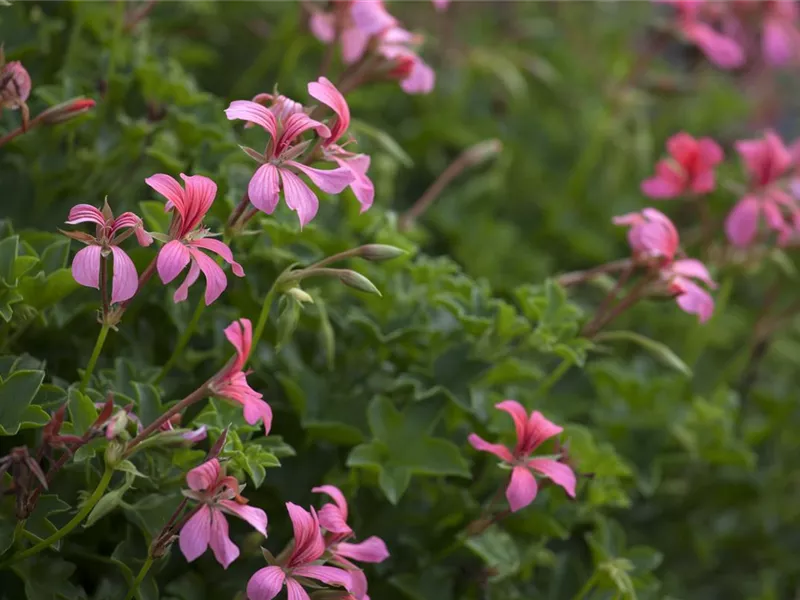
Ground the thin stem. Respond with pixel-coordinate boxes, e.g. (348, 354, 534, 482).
(152, 298, 205, 385)
(0, 467, 113, 569)
(556, 259, 632, 288)
(572, 573, 598, 600)
(581, 262, 635, 335)
(249, 282, 279, 364)
(582, 275, 653, 338)
(80, 324, 111, 393)
(124, 556, 154, 600)
(227, 192, 251, 229)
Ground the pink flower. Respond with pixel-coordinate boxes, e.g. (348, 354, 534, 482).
(468, 401, 576, 513)
(180, 458, 268, 569)
(432, 0, 450, 11)
(762, 1, 800, 65)
(247, 503, 353, 600)
(378, 27, 436, 94)
(725, 131, 800, 247)
(0, 60, 31, 109)
(210, 319, 273, 434)
(313, 485, 389, 600)
(225, 99, 354, 228)
(612, 208, 679, 261)
(64, 203, 153, 304)
(308, 77, 375, 211)
(665, 0, 745, 69)
(145, 173, 244, 305)
(641, 132, 724, 198)
(310, 0, 398, 65)
(661, 259, 717, 323)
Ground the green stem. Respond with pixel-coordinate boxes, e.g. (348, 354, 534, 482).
(572, 573, 598, 600)
(249, 282, 279, 364)
(0, 467, 113, 568)
(152, 298, 205, 384)
(80, 324, 111, 392)
(537, 358, 573, 396)
(124, 555, 154, 600)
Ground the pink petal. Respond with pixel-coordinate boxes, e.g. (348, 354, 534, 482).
(335, 536, 390, 563)
(467, 433, 514, 463)
(335, 155, 374, 211)
(225, 100, 278, 140)
(309, 11, 335, 42)
(666, 132, 698, 166)
(641, 160, 685, 199)
(145, 173, 185, 213)
(763, 198, 787, 233)
(182, 425, 208, 443)
(286, 503, 325, 567)
(494, 400, 528, 450)
(190, 238, 245, 277)
(763, 18, 797, 66)
(186, 458, 221, 491)
(209, 509, 240, 568)
(285, 579, 311, 600)
(348, 569, 369, 600)
(71, 245, 102, 290)
(178, 174, 217, 235)
(317, 504, 352, 535)
(224, 318, 252, 370)
(697, 137, 724, 166)
(350, 0, 397, 35)
(312, 484, 349, 523)
(157, 240, 191, 284)
(219, 500, 268, 537)
(400, 58, 435, 95)
(611, 212, 643, 227)
(66, 204, 105, 226)
(528, 458, 577, 498)
(524, 411, 564, 454)
(249, 163, 282, 215)
(725, 196, 760, 247)
(671, 258, 716, 288)
(308, 77, 350, 145)
(247, 566, 286, 600)
(276, 113, 330, 154)
(291, 565, 352, 590)
(674, 278, 715, 323)
(179, 504, 212, 562)
(242, 393, 273, 434)
(189, 248, 228, 305)
(287, 162, 354, 195)
(279, 168, 320, 229)
(683, 22, 745, 69)
(432, 0, 449, 10)
(506, 465, 538, 513)
(173, 261, 201, 303)
(109, 246, 139, 304)
(341, 27, 371, 64)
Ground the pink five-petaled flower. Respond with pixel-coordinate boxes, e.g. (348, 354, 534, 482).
(641, 132, 724, 199)
(65, 203, 153, 304)
(209, 319, 273, 434)
(614, 208, 717, 322)
(308, 77, 375, 211)
(180, 458, 268, 569)
(468, 401, 576, 513)
(145, 173, 244, 305)
(313, 485, 389, 600)
(725, 131, 800, 247)
(247, 503, 353, 600)
(0, 60, 31, 109)
(225, 98, 354, 228)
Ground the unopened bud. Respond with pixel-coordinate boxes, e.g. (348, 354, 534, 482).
(276, 297, 301, 350)
(104, 440, 125, 467)
(38, 97, 96, 125)
(463, 139, 502, 167)
(357, 244, 407, 262)
(338, 270, 382, 296)
(286, 286, 314, 304)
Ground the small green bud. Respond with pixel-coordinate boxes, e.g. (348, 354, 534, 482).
(276, 297, 301, 349)
(104, 440, 125, 468)
(286, 286, 314, 304)
(338, 270, 382, 296)
(357, 244, 407, 262)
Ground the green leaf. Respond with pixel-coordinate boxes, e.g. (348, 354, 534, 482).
(131, 382, 162, 427)
(17, 269, 80, 310)
(85, 470, 137, 528)
(68, 387, 97, 435)
(26, 494, 71, 546)
(11, 556, 86, 600)
(0, 370, 45, 435)
(350, 118, 413, 167)
(39, 239, 70, 274)
(0, 235, 20, 285)
(594, 330, 692, 377)
(139, 200, 172, 234)
(466, 525, 521, 580)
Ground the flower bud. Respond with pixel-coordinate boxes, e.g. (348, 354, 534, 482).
(38, 97, 96, 125)
(338, 270, 382, 296)
(104, 440, 125, 468)
(276, 297, 301, 350)
(286, 286, 314, 304)
(463, 139, 502, 167)
(356, 244, 406, 262)
(0, 60, 31, 109)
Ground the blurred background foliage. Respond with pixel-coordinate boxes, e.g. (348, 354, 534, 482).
(1, 2, 799, 600)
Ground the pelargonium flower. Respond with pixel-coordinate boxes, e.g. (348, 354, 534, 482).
(670, 0, 745, 69)
(145, 173, 244, 305)
(247, 503, 352, 600)
(180, 458, 268, 569)
(641, 132, 723, 199)
(311, 0, 397, 65)
(468, 401, 576, 513)
(63, 202, 153, 304)
(614, 208, 717, 322)
(725, 131, 800, 247)
(762, 0, 800, 65)
(308, 77, 374, 211)
(209, 318, 272, 434)
(313, 485, 389, 600)
(0, 60, 31, 110)
(377, 27, 436, 94)
(225, 98, 354, 228)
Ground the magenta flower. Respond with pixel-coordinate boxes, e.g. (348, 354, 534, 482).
(725, 131, 800, 247)
(210, 318, 272, 434)
(641, 132, 723, 199)
(664, 0, 745, 69)
(468, 401, 576, 513)
(225, 99, 354, 228)
(313, 485, 389, 600)
(145, 173, 244, 305)
(612, 207, 679, 261)
(64, 203, 153, 304)
(0, 60, 31, 109)
(247, 503, 353, 600)
(179, 458, 267, 569)
(308, 77, 375, 211)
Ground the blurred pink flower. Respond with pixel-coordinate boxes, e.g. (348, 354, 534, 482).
(311, 0, 397, 65)
(65, 203, 153, 304)
(641, 132, 724, 198)
(378, 27, 436, 94)
(210, 318, 272, 434)
(225, 99, 354, 228)
(661, 259, 717, 323)
(180, 458, 268, 569)
(725, 131, 800, 247)
(762, 0, 800, 65)
(146, 173, 244, 305)
(247, 503, 353, 600)
(308, 77, 375, 211)
(432, 0, 450, 11)
(313, 485, 389, 600)
(468, 400, 576, 513)
(612, 208, 679, 261)
(0, 60, 31, 109)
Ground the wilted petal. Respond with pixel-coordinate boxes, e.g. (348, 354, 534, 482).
(247, 566, 286, 600)
(179, 504, 212, 562)
(308, 77, 350, 144)
(292, 565, 352, 590)
(725, 197, 760, 247)
(335, 537, 390, 563)
(187, 458, 221, 491)
(66, 204, 105, 226)
(528, 458, 577, 498)
(189, 248, 228, 305)
(467, 433, 514, 463)
(280, 168, 320, 229)
(71, 245, 102, 290)
(506, 465, 538, 512)
(225, 100, 278, 140)
(157, 240, 191, 284)
(109, 246, 138, 304)
(208, 510, 240, 568)
(190, 238, 245, 277)
(219, 500, 268, 537)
